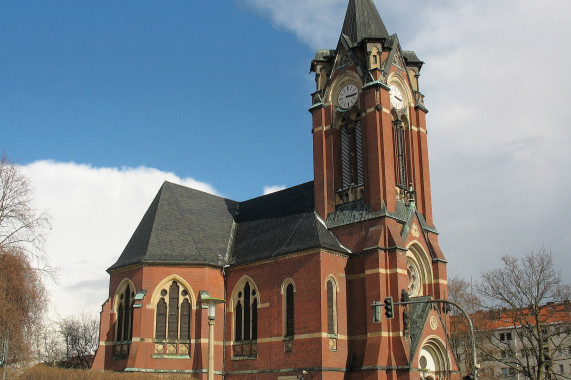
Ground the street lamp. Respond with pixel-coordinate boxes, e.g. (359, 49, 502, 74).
(198, 292, 225, 380)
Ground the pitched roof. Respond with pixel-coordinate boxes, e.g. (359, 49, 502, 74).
(475, 302, 571, 330)
(109, 181, 349, 271)
(232, 182, 349, 265)
(452, 302, 571, 332)
(341, 0, 389, 45)
(108, 182, 237, 270)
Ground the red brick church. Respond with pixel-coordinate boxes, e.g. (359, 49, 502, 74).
(93, 1, 460, 378)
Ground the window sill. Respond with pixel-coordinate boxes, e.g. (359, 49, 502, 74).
(231, 355, 258, 361)
(151, 354, 191, 359)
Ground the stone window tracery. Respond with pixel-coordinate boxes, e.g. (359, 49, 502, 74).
(153, 280, 192, 357)
(114, 280, 135, 358)
(233, 280, 258, 358)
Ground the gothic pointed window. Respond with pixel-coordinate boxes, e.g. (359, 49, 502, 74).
(115, 283, 134, 343)
(233, 280, 258, 358)
(327, 278, 337, 336)
(167, 281, 180, 340)
(114, 281, 134, 358)
(326, 277, 338, 351)
(180, 298, 191, 341)
(285, 283, 295, 338)
(155, 298, 167, 340)
(340, 120, 364, 189)
(153, 280, 192, 356)
(235, 300, 243, 342)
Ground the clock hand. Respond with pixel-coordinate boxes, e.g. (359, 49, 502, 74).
(346, 93, 357, 98)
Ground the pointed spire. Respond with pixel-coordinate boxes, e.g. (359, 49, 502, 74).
(341, 0, 389, 45)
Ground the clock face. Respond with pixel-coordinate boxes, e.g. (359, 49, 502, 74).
(389, 84, 405, 110)
(337, 84, 359, 110)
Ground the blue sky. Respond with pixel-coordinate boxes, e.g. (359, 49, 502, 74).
(2, 1, 317, 199)
(2, 0, 571, 318)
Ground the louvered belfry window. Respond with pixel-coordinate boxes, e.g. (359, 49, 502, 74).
(285, 283, 295, 337)
(340, 120, 364, 189)
(393, 119, 407, 188)
(116, 284, 133, 342)
(154, 281, 192, 342)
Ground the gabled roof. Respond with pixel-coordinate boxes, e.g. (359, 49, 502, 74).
(109, 181, 349, 271)
(341, 0, 389, 45)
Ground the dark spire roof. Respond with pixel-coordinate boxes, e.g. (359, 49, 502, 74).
(341, 0, 389, 45)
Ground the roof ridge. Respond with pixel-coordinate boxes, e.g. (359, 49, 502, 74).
(239, 181, 313, 204)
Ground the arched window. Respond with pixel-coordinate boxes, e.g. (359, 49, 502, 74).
(233, 280, 258, 358)
(285, 283, 295, 338)
(167, 281, 180, 340)
(154, 280, 192, 357)
(327, 277, 338, 351)
(114, 281, 134, 358)
(115, 284, 134, 342)
(327, 278, 337, 335)
(155, 298, 167, 339)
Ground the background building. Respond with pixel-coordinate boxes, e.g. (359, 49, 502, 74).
(454, 303, 571, 380)
(93, 1, 459, 378)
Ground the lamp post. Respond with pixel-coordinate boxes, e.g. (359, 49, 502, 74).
(198, 293, 225, 380)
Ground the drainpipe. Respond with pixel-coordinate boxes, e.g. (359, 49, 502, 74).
(222, 265, 229, 380)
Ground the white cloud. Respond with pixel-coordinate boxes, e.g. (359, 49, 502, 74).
(239, 0, 346, 47)
(263, 184, 286, 195)
(21, 161, 218, 319)
(242, 0, 571, 280)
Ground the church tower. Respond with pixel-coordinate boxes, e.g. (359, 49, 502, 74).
(93, 1, 459, 378)
(310, 0, 455, 378)
(311, 0, 432, 224)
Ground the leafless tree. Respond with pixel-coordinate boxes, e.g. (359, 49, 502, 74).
(32, 321, 66, 366)
(476, 250, 571, 380)
(447, 276, 487, 376)
(0, 153, 51, 268)
(0, 153, 51, 379)
(0, 249, 46, 378)
(59, 314, 99, 368)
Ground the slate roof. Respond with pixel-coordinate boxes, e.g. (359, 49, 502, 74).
(341, 0, 390, 45)
(403, 50, 422, 65)
(109, 181, 349, 272)
(232, 182, 349, 265)
(108, 182, 238, 270)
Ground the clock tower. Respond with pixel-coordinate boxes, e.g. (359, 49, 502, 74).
(310, 0, 456, 378)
